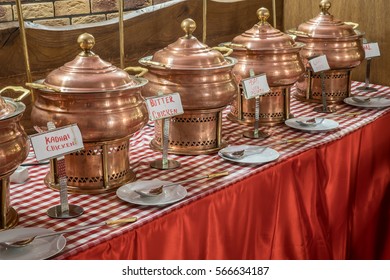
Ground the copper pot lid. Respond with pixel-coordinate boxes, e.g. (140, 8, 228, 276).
(296, 0, 360, 38)
(42, 33, 144, 93)
(143, 18, 231, 70)
(231, 7, 302, 51)
(0, 87, 28, 120)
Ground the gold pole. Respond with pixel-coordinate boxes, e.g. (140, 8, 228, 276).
(1, 176, 7, 228)
(118, 0, 125, 69)
(15, 0, 34, 102)
(216, 111, 222, 147)
(272, 0, 277, 28)
(203, 0, 207, 43)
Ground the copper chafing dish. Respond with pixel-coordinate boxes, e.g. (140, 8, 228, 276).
(223, 7, 305, 126)
(0, 86, 30, 230)
(139, 18, 237, 155)
(29, 33, 148, 194)
(288, 0, 365, 104)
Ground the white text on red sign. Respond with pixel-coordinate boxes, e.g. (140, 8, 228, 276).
(30, 124, 84, 162)
(242, 74, 270, 99)
(146, 92, 184, 121)
(309, 55, 330, 73)
(363, 43, 380, 59)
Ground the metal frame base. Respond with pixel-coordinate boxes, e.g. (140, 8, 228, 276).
(47, 204, 84, 219)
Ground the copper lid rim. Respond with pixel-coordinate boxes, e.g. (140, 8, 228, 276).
(224, 42, 305, 52)
(139, 56, 237, 71)
(40, 77, 148, 94)
(58, 64, 118, 74)
(244, 22, 292, 37)
(0, 97, 26, 121)
(296, 33, 363, 40)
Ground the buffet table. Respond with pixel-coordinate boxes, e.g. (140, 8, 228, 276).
(9, 81, 390, 260)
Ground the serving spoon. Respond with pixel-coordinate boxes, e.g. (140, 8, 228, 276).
(220, 147, 268, 160)
(0, 217, 137, 248)
(134, 171, 229, 198)
(352, 96, 371, 103)
(220, 137, 307, 160)
(296, 117, 325, 127)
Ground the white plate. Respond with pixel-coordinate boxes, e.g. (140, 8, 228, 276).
(0, 227, 66, 260)
(218, 145, 280, 164)
(285, 117, 339, 133)
(344, 96, 390, 108)
(116, 180, 187, 206)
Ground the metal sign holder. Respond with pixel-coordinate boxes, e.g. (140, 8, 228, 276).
(150, 92, 181, 170)
(243, 69, 270, 139)
(45, 122, 84, 219)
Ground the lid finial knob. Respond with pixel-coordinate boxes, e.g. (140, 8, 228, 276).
(257, 7, 270, 25)
(77, 33, 95, 56)
(181, 18, 196, 38)
(320, 0, 331, 15)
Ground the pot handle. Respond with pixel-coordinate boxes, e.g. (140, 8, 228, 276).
(286, 29, 310, 38)
(212, 46, 233, 57)
(25, 82, 61, 92)
(344, 22, 359, 30)
(123, 66, 148, 77)
(220, 42, 248, 50)
(139, 59, 168, 69)
(0, 86, 30, 102)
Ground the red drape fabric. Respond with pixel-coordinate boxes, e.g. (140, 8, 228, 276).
(67, 112, 390, 260)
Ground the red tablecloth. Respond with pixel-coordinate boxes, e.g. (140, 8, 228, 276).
(10, 81, 390, 259)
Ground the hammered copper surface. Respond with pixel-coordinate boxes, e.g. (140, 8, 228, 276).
(0, 88, 29, 230)
(44, 137, 135, 194)
(228, 86, 290, 126)
(139, 19, 237, 155)
(150, 108, 225, 155)
(225, 7, 304, 126)
(30, 33, 148, 193)
(290, 0, 365, 103)
(295, 69, 352, 103)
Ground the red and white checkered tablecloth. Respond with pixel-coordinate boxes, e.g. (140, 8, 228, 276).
(9, 81, 390, 259)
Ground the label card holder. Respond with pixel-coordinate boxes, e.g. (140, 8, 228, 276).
(357, 42, 380, 92)
(30, 124, 84, 162)
(309, 55, 337, 113)
(241, 73, 271, 99)
(363, 42, 380, 59)
(145, 92, 184, 121)
(309, 54, 330, 73)
(146, 92, 183, 170)
(31, 122, 84, 219)
(242, 70, 271, 139)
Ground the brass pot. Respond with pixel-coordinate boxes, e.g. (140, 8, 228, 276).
(223, 7, 305, 126)
(139, 18, 238, 155)
(29, 33, 149, 194)
(288, 0, 365, 103)
(0, 86, 30, 230)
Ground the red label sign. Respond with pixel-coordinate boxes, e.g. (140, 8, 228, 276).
(30, 124, 84, 162)
(145, 93, 184, 121)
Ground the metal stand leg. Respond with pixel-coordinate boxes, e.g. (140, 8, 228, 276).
(150, 117, 180, 170)
(314, 71, 337, 113)
(356, 59, 377, 92)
